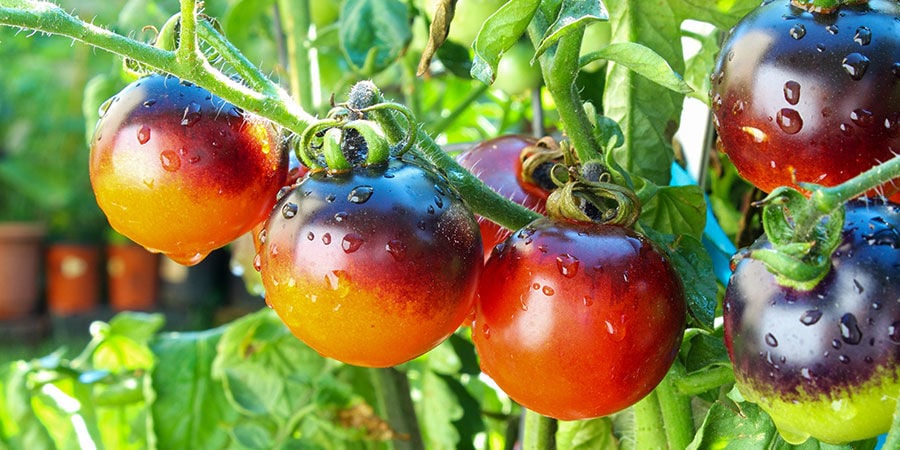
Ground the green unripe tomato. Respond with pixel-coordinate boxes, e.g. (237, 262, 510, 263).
(493, 41, 542, 96)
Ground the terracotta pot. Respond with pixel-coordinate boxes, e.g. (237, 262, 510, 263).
(0, 222, 45, 319)
(46, 243, 101, 316)
(107, 243, 159, 311)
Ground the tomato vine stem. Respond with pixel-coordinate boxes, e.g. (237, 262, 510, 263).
(275, 0, 315, 112)
(522, 410, 556, 450)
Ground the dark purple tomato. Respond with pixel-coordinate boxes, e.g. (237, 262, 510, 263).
(259, 158, 483, 367)
(723, 199, 900, 444)
(710, 0, 900, 202)
(455, 135, 549, 258)
(90, 74, 287, 265)
(473, 218, 686, 420)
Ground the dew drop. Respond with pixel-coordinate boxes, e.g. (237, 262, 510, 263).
(276, 186, 291, 201)
(893, 62, 900, 78)
(853, 26, 871, 46)
(142, 99, 156, 108)
(253, 253, 262, 272)
(852, 279, 864, 294)
(257, 228, 267, 245)
(582, 296, 594, 307)
(850, 108, 874, 127)
(800, 309, 823, 325)
(433, 195, 444, 209)
(556, 254, 580, 278)
(519, 296, 528, 311)
(482, 324, 491, 340)
(348, 185, 374, 204)
(334, 211, 348, 222)
(541, 285, 555, 296)
(816, 43, 826, 52)
(386, 239, 407, 261)
(889, 322, 900, 343)
(732, 100, 745, 115)
(181, 102, 202, 126)
(427, 205, 435, 215)
(838, 354, 850, 364)
(842, 53, 870, 80)
(776, 108, 803, 134)
(281, 202, 298, 219)
(886, 113, 900, 137)
(840, 313, 863, 345)
(137, 125, 151, 144)
(765, 333, 779, 347)
(789, 24, 806, 39)
(840, 122, 854, 136)
(98, 97, 114, 118)
(306, 232, 315, 241)
(826, 24, 839, 35)
(322, 233, 332, 245)
(160, 150, 181, 172)
(783, 80, 801, 105)
(800, 367, 813, 380)
(832, 338, 843, 349)
(341, 233, 364, 253)
(326, 194, 336, 203)
(532, 283, 540, 290)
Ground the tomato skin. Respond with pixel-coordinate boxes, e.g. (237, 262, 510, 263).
(723, 200, 900, 444)
(260, 158, 483, 368)
(455, 135, 549, 257)
(473, 219, 686, 420)
(90, 74, 287, 265)
(710, 0, 900, 202)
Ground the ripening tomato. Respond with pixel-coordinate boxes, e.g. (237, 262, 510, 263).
(473, 218, 686, 420)
(90, 74, 287, 266)
(724, 199, 900, 444)
(260, 157, 483, 367)
(710, 0, 900, 202)
(455, 135, 550, 257)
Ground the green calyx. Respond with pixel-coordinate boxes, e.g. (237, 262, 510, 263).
(790, 0, 867, 14)
(745, 154, 900, 291)
(295, 91, 419, 173)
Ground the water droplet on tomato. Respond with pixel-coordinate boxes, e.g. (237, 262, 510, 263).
(137, 125, 151, 144)
(341, 233, 364, 253)
(776, 108, 803, 134)
(816, 43, 826, 52)
(306, 232, 315, 241)
(886, 113, 900, 137)
(348, 185, 374, 204)
(556, 254, 580, 278)
(98, 97, 114, 118)
(832, 338, 843, 349)
(800, 309, 823, 325)
(850, 108, 875, 127)
(732, 100, 745, 115)
(889, 322, 900, 343)
(282, 202, 298, 219)
(783, 80, 801, 105)
(838, 354, 850, 364)
(257, 228, 267, 245)
(765, 333, 779, 347)
(852, 279, 864, 293)
(541, 285, 555, 296)
(334, 211, 348, 222)
(789, 24, 806, 40)
(142, 99, 156, 108)
(168, 251, 204, 266)
(181, 101, 202, 126)
(519, 296, 528, 311)
(482, 324, 491, 339)
(840, 313, 862, 345)
(276, 186, 291, 201)
(322, 233, 332, 245)
(842, 53, 870, 80)
(253, 253, 262, 272)
(582, 296, 593, 307)
(433, 196, 444, 209)
(893, 62, 900, 78)
(826, 24, 839, 35)
(840, 122, 854, 136)
(386, 239, 407, 261)
(800, 367, 813, 380)
(853, 26, 871, 46)
(160, 150, 181, 172)
(326, 194, 336, 203)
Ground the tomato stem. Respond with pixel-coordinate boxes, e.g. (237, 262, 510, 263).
(672, 365, 735, 396)
(656, 362, 694, 449)
(275, 0, 315, 112)
(522, 410, 556, 450)
(632, 391, 669, 449)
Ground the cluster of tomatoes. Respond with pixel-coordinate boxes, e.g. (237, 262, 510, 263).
(89, 73, 688, 420)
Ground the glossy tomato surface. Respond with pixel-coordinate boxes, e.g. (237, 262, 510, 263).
(710, 0, 900, 202)
(724, 199, 900, 444)
(473, 218, 686, 420)
(90, 74, 287, 265)
(455, 135, 549, 257)
(260, 158, 483, 367)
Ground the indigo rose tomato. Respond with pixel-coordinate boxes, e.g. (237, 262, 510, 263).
(455, 135, 549, 257)
(710, 0, 900, 202)
(473, 218, 687, 420)
(259, 158, 483, 367)
(90, 74, 287, 265)
(724, 199, 900, 444)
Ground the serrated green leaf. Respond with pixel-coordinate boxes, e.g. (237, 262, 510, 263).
(416, 370, 464, 449)
(470, 0, 540, 85)
(340, 0, 411, 75)
(638, 183, 707, 240)
(644, 230, 717, 330)
(583, 42, 692, 94)
(535, 0, 608, 57)
(107, 312, 165, 344)
(556, 417, 618, 449)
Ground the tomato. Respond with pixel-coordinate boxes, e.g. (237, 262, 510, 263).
(710, 0, 900, 202)
(455, 135, 550, 257)
(259, 157, 483, 367)
(473, 218, 686, 420)
(422, 0, 507, 47)
(90, 74, 287, 265)
(723, 199, 900, 444)
(493, 40, 543, 96)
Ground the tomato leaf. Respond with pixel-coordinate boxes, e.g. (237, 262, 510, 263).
(644, 230, 717, 330)
(638, 182, 707, 241)
(470, 0, 540, 85)
(339, 0, 412, 76)
(584, 42, 692, 94)
(416, 370, 465, 449)
(0, 363, 55, 449)
(151, 327, 238, 450)
(556, 417, 618, 449)
(535, 0, 608, 57)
